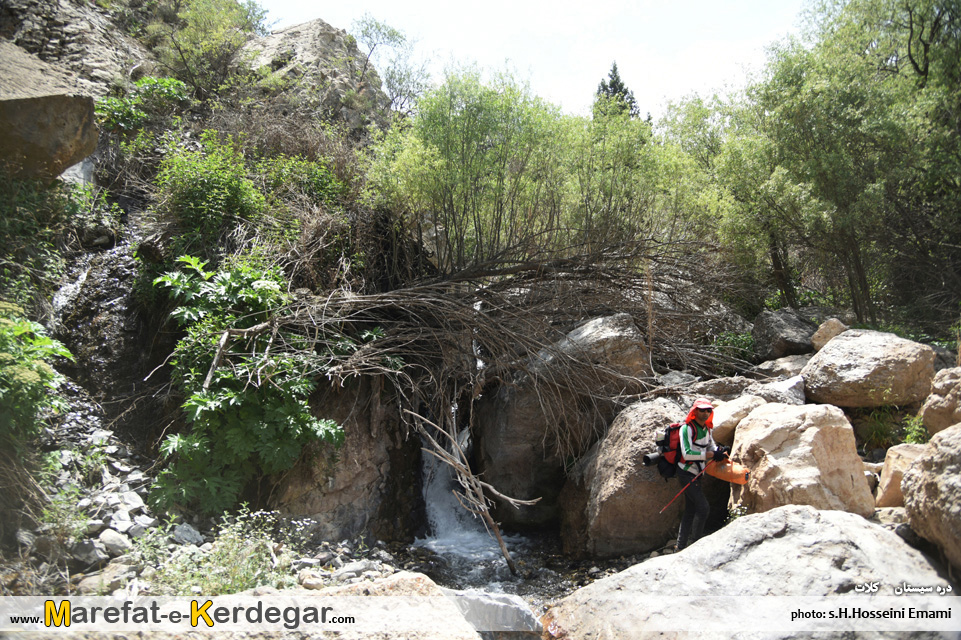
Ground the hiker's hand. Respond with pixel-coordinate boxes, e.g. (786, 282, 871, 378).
(713, 446, 729, 462)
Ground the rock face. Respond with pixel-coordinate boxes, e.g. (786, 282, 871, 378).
(800, 329, 936, 408)
(902, 424, 961, 573)
(560, 398, 685, 558)
(0, 40, 97, 177)
(919, 367, 961, 436)
(731, 403, 875, 517)
(875, 443, 927, 508)
(273, 377, 424, 541)
(751, 308, 816, 361)
(543, 505, 950, 640)
(2, 0, 154, 97)
(475, 313, 651, 528)
(245, 19, 390, 132)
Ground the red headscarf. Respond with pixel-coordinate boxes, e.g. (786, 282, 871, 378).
(685, 397, 714, 430)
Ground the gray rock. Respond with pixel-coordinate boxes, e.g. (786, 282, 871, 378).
(749, 374, 806, 404)
(119, 490, 145, 512)
(108, 509, 133, 533)
(0, 42, 97, 178)
(172, 523, 205, 545)
(544, 505, 951, 640)
(443, 588, 541, 637)
(98, 528, 132, 555)
(69, 539, 109, 567)
(134, 514, 159, 528)
(752, 309, 816, 361)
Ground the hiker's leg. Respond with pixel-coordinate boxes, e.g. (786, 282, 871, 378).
(687, 476, 710, 543)
(675, 469, 696, 550)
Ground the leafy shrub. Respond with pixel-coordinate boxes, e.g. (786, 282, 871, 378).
(151, 256, 343, 514)
(155, 131, 265, 254)
(135, 508, 310, 594)
(902, 415, 929, 445)
(256, 155, 346, 208)
(96, 77, 190, 133)
(0, 302, 72, 447)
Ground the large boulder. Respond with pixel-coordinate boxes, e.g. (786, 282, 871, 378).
(875, 443, 927, 508)
(800, 329, 936, 408)
(544, 505, 950, 640)
(0, 41, 97, 177)
(919, 367, 961, 436)
(730, 403, 875, 517)
(272, 377, 424, 541)
(711, 394, 766, 446)
(902, 424, 961, 573)
(751, 309, 816, 361)
(475, 314, 651, 528)
(559, 399, 685, 558)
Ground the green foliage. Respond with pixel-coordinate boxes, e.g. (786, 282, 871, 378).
(0, 302, 72, 446)
(255, 154, 346, 208)
(350, 14, 429, 114)
(902, 414, 929, 445)
(151, 256, 343, 514)
(595, 61, 640, 118)
(711, 330, 755, 361)
(148, 0, 268, 99)
(134, 507, 309, 594)
(0, 173, 78, 309)
(96, 76, 190, 133)
(154, 131, 265, 254)
(39, 484, 87, 546)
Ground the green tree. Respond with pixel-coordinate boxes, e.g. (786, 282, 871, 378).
(596, 62, 640, 118)
(149, 0, 268, 100)
(351, 14, 430, 114)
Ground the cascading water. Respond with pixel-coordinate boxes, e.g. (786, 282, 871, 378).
(413, 427, 532, 590)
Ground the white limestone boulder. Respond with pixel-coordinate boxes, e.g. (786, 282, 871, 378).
(800, 329, 936, 408)
(919, 367, 961, 436)
(902, 424, 961, 573)
(730, 403, 875, 517)
(711, 394, 766, 446)
(875, 443, 927, 508)
(544, 505, 949, 640)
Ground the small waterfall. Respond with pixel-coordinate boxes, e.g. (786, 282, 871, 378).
(414, 427, 529, 589)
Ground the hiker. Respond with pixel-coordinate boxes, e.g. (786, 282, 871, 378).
(675, 398, 727, 550)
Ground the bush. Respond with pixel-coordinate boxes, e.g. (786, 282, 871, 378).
(155, 131, 266, 255)
(151, 256, 343, 514)
(134, 507, 310, 594)
(96, 76, 190, 133)
(0, 302, 72, 447)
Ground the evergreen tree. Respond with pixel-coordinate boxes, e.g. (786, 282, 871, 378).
(596, 62, 640, 117)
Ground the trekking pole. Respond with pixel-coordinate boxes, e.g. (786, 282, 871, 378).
(659, 460, 715, 514)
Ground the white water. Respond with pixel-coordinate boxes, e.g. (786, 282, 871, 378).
(414, 430, 529, 575)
